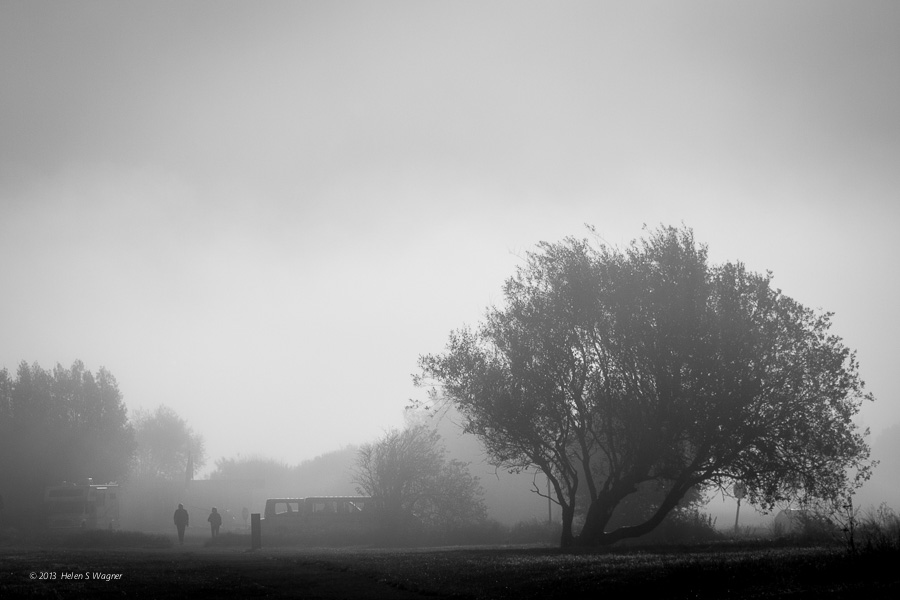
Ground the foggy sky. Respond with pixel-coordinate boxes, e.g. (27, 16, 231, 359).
(2, 1, 898, 477)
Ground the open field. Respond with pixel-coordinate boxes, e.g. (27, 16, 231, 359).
(2, 535, 899, 599)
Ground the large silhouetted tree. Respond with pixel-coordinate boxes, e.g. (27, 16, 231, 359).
(0, 360, 135, 526)
(417, 226, 873, 547)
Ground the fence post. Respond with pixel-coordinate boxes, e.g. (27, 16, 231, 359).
(251, 513, 261, 549)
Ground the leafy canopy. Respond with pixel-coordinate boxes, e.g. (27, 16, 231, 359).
(417, 226, 873, 546)
(131, 404, 205, 481)
(354, 423, 487, 534)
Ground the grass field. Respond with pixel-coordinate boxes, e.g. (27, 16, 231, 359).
(2, 531, 899, 599)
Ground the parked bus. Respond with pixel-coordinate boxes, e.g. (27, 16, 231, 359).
(262, 496, 383, 542)
(44, 482, 120, 530)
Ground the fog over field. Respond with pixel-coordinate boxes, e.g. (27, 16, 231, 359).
(2, 1, 898, 524)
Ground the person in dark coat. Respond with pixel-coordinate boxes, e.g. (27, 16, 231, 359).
(173, 503, 189, 544)
(208, 507, 222, 538)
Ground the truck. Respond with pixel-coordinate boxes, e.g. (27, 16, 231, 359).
(261, 496, 383, 543)
(44, 482, 120, 530)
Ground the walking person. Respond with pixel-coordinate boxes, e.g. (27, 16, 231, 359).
(174, 503, 189, 544)
(208, 507, 222, 538)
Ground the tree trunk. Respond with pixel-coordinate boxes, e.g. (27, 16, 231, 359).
(578, 481, 692, 546)
(559, 503, 576, 548)
(576, 496, 613, 546)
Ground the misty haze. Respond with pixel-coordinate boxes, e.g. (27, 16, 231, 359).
(2, 1, 899, 598)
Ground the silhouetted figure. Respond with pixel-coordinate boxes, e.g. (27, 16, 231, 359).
(208, 507, 222, 538)
(174, 503, 189, 544)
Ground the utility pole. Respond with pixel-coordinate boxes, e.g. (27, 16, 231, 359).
(547, 475, 552, 525)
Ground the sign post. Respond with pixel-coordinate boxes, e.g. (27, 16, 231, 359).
(251, 513, 261, 549)
(733, 482, 747, 533)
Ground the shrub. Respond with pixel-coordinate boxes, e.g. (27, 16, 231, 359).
(770, 509, 838, 545)
(622, 506, 720, 545)
(507, 519, 562, 545)
(857, 503, 900, 553)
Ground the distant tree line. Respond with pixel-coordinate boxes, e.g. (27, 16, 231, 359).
(209, 449, 360, 497)
(0, 360, 206, 528)
(0, 361, 134, 525)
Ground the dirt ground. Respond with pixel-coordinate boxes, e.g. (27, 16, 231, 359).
(1, 543, 433, 599)
(3, 535, 900, 599)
